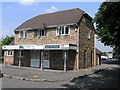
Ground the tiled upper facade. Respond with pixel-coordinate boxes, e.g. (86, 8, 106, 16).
(15, 25, 78, 45)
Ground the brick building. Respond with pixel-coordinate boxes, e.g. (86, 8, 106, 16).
(2, 8, 95, 72)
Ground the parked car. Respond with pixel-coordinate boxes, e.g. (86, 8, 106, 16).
(101, 56, 108, 60)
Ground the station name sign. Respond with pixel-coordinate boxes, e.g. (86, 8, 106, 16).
(44, 45, 60, 49)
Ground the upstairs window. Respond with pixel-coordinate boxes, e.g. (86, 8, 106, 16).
(87, 32, 91, 40)
(56, 26, 70, 35)
(37, 29, 45, 37)
(20, 30, 28, 38)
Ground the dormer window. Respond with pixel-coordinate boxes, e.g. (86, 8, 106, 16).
(56, 26, 70, 35)
(87, 32, 90, 40)
(20, 30, 28, 38)
(37, 29, 45, 37)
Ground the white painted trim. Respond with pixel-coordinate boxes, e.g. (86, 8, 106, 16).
(15, 28, 33, 31)
(7, 50, 13, 56)
(56, 26, 70, 36)
(15, 23, 76, 31)
(47, 23, 76, 28)
(2, 44, 77, 50)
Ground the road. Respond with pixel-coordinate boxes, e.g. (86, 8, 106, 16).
(62, 59, 120, 88)
(2, 59, 120, 88)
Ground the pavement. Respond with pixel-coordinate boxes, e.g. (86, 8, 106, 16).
(2, 63, 109, 82)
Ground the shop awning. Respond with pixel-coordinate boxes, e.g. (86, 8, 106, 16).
(2, 44, 77, 50)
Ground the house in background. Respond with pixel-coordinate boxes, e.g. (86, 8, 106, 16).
(96, 48, 102, 65)
(107, 52, 113, 59)
(2, 8, 95, 72)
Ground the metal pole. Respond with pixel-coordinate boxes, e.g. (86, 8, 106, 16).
(19, 51, 21, 68)
(64, 50, 67, 72)
(41, 50, 44, 70)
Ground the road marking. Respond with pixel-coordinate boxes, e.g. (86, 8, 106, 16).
(33, 75, 39, 78)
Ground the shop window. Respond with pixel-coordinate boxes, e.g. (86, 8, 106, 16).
(56, 26, 70, 35)
(37, 29, 45, 37)
(20, 30, 28, 38)
(7, 51, 13, 56)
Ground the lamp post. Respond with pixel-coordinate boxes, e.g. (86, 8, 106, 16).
(18, 45, 24, 68)
(64, 50, 67, 72)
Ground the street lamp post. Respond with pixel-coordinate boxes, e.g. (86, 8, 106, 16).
(18, 45, 24, 68)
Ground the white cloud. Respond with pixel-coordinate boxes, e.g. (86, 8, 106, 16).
(19, 0, 37, 5)
(46, 6, 58, 13)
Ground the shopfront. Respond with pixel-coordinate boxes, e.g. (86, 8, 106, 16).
(2, 44, 77, 72)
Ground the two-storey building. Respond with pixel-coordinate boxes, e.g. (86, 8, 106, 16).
(2, 8, 95, 72)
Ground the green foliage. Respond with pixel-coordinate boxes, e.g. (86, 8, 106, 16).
(94, 2, 120, 54)
(0, 36, 14, 48)
(0, 36, 14, 62)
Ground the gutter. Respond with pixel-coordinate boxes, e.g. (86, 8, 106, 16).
(14, 23, 76, 31)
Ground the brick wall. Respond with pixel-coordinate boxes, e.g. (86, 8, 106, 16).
(4, 51, 14, 65)
(50, 50, 63, 70)
(79, 16, 95, 69)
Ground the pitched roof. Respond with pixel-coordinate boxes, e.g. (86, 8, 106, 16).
(15, 8, 86, 31)
(9, 39, 15, 45)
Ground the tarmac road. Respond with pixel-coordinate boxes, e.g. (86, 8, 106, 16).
(2, 59, 120, 88)
(62, 59, 120, 88)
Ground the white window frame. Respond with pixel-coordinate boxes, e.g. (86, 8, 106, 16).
(37, 29, 45, 37)
(56, 26, 70, 36)
(7, 50, 13, 56)
(19, 30, 28, 38)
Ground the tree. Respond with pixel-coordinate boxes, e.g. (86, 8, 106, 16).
(0, 36, 14, 48)
(94, 2, 120, 56)
(0, 36, 14, 62)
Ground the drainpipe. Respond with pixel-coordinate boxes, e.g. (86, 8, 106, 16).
(75, 23, 80, 71)
(94, 35, 96, 66)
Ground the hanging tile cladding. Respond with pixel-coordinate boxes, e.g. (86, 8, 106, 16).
(15, 26, 78, 45)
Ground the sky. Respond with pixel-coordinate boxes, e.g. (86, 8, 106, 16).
(1, 1, 113, 52)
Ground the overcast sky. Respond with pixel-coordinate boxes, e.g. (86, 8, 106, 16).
(1, 1, 113, 52)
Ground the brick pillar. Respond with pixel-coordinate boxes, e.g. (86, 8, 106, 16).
(4, 51, 6, 66)
(41, 50, 44, 70)
(74, 51, 79, 71)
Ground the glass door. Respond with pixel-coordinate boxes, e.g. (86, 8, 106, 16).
(43, 51, 50, 68)
(30, 50, 40, 67)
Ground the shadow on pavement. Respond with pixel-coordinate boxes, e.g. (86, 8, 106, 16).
(61, 62, 120, 88)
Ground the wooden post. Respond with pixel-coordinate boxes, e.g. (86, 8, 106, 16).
(64, 50, 67, 72)
(41, 50, 44, 70)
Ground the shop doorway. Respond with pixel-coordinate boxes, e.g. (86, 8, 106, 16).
(43, 51, 50, 68)
(84, 51, 87, 68)
(30, 50, 40, 67)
